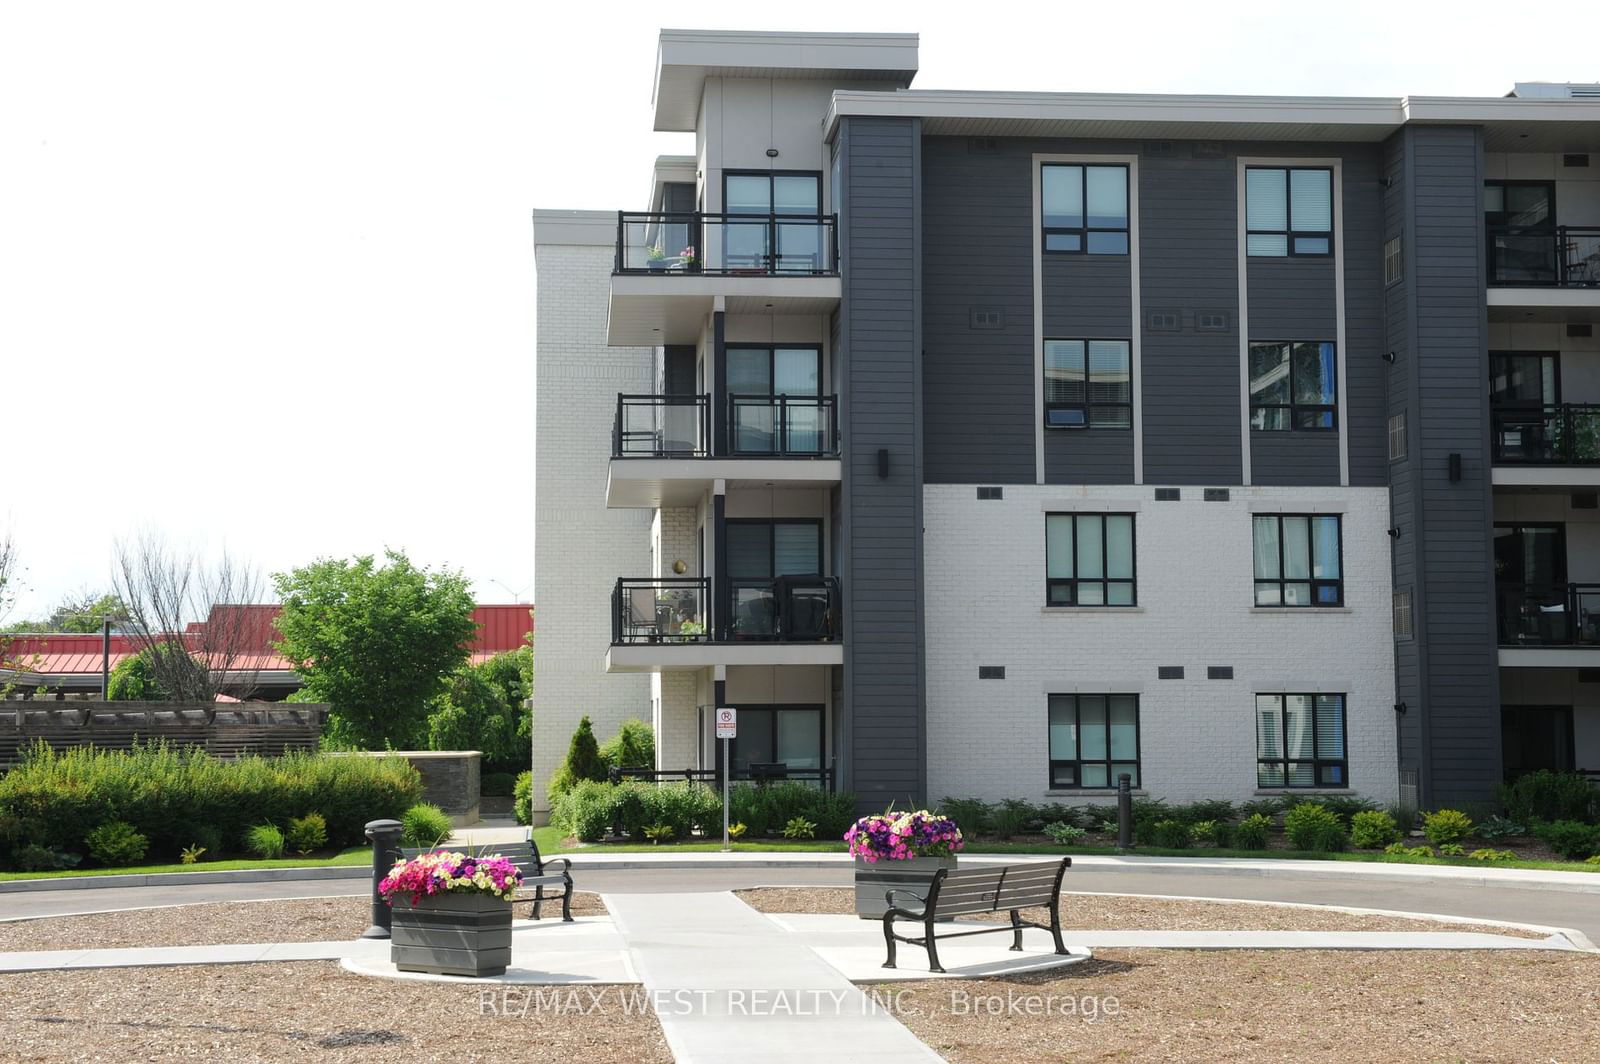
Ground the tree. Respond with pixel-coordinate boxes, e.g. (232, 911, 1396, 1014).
(107, 647, 174, 700)
(547, 715, 606, 801)
(425, 662, 520, 766)
(599, 719, 655, 770)
(0, 528, 27, 690)
(477, 645, 533, 742)
(273, 550, 477, 749)
(113, 533, 268, 701)
(45, 591, 129, 634)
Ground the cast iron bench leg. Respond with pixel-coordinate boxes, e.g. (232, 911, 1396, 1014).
(881, 911, 897, 969)
(1009, 908, 1024, 951)
(924, 914, 944, 974)
(532, 885, 544, 921)
(1049, 898, 1068, 955)
(560, 874, 574, 922)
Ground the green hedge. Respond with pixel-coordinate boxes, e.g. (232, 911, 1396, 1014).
(0, 742, 423, 868)
(548, 780, 855, 844)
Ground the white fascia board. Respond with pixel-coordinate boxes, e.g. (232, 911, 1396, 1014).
(1405, 95, 1600, 123)
(532, 209, 618, 248)
(825, 89, 1406, 141)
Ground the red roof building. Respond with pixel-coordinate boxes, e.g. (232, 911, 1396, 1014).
(2, 604, 533, 699)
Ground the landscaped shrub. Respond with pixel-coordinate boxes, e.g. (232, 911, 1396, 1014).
(1232, 814, 1272, 850)
(1151, 819, 1192, 849)
(1587, 855, 1600, 867)
(990, 799, 1033, 840)
(1498, 770, 1597, 826)
(0, 743, 419, 868)
(513, 770, 533, 826)
(1350, 810, 1401, 850)
(401, 803, 454, 848)
(1035, 803, 1079, 830)
(1475, 815, 1527, 841)
(1288, 795, 1379, 826)
(598, 719, 655, 770)
(783, 817, 817, 840)
(180, 844, 207, 865)
(86, 821, 148, 866)
(285, 812, 328, 855)
(936, 797, 992, 836)
(1172, 800, 1236, 826)
(1422, 809, 1473, 847)
(1282, 803, 1346, 851)
(546, 716, 606, 802)
(15, 844, 77, 872)
(481, 772, 518, 798)
(1191, 819, 1232, 847)
(1468, 848, 1517, 863)
(246, 824, 285, 860)
(1385, 843, 1435, 858)
(1240, 798, 1285, 821)
(550, 779, 617, 842)
(1534, 820, 1600, 861)
(1436, 843, 1466, 857)
(1043, 821, 1086, 845)
(642, 823, 674, 844)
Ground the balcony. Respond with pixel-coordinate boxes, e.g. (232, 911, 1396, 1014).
(1497, 582, 1600, 667)
(1487, 226, 1600, 321)
(607, 393, 841, 507)
(1490, 404, 1600, 487)
(606, 575, 844, 672)
(607, 211, 842, 346)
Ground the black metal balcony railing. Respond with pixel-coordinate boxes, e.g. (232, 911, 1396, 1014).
(1496, 582, 1600, 646)
(614, 394, 709, 457)
(613, 578, 710, 644)
(611, 576, 841, 645)
(1487, 225, 1600, 287)
(726, 575, 841, 642)
(615, 211, 839, 276)
(1490, 404, 1600, 465)
(728, 394, 839, 456)
(612, 393, 839, 458)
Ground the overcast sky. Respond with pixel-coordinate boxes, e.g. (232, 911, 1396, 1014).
(1, 1, 1592, 619)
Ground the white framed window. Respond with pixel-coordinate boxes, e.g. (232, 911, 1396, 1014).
(1246, 166, 1333, 257)
(1043, 339, 1132, 428)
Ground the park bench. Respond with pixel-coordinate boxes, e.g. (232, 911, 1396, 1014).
(399, 834, 575, 922)
(881, 858, 1071, 973)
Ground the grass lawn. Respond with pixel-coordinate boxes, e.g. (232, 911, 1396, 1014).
(0, 847, 370, 883)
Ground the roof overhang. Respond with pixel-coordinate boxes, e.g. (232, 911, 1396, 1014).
(825, 90, 1600, 151)
(654, 29, 918, 132)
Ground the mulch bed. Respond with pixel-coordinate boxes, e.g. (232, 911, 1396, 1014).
(0, 891, 609, 953)
(734, 887, 1553, 938)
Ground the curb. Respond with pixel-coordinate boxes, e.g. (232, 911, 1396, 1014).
(5, 852, 1599, 895)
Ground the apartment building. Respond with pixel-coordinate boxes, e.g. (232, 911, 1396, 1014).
(531, 29, 1600, 820)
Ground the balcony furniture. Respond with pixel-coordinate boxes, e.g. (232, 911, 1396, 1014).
(881, 859, 1073, 973)
(625, 587, 661, 643)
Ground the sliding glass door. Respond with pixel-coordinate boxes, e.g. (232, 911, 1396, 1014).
(724, 172, 822, 273)
(727, 519, 822, 639)
(727, 345, 824, 454)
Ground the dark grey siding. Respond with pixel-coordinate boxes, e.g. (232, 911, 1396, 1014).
(1342, 146, 1390, 487)
(1042, 255, 1137, 482)
(837, 116, 927, 811)
(1247, 257, 1340, 485)
(1386, 126, 1499, 807)
(920, 136, 1036, 483)
(1251, 433, 1341, 485)
(1140, 149, 1243, 484)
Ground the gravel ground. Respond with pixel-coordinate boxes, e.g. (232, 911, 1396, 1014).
(0, 962, 670, 1062)
(734, 888, 1554, 938)
(0, 892, 610, 953)
(880, 949, 1600, 1063)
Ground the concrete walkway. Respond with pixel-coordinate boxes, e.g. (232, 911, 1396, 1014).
(605, 892, 943, 1064)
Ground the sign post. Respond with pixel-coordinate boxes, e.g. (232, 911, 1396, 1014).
(715, 707, 737, 852)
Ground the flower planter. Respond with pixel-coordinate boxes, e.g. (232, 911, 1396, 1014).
(390, 891, 513, 977)
(854, 854, 958, 920)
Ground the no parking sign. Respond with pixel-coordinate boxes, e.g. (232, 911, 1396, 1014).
(715, 707, 737, 739)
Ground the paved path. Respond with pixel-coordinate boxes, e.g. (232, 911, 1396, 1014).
(8, 861, 1599, 944)
(605, 892, 942, 1064)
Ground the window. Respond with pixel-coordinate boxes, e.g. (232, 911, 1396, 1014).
(1046, 513, 1136, 606)
(1393, 590, 1414, 640)
(1042, 164, 1129, 254)
(1256, 693, 1347, 788)
(723, 171, 823, 273)
(1485, 181, 1557, 285)
(1246, 167, 1332, 256)
(1383, 236, 1402, 286)
(1048, 693, 1139, 789)
(1249, 341, 1337, 429)
(723, 705, 825, 777)
(727, 345, 825, 454)
(1388, 412, 1406, 461)
(1043, 339, 1132, 428)
(727, 519, 823, 639)
(1489, 352, 1558, 407)
(1253, 514, 1342, 606)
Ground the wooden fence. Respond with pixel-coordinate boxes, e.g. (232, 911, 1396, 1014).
(0, 701, 328, 770)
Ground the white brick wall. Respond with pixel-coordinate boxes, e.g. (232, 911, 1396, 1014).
(533, 239, 653, 816)
(923, 483, 1398, 806)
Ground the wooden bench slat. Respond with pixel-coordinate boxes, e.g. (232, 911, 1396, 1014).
(881, 858, 1071, 973)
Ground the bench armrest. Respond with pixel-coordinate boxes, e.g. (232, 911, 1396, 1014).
(540, 857, 573, 877)
(883, 888, 927, 917)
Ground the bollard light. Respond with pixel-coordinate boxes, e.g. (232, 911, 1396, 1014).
(361, 819, 404, 940)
